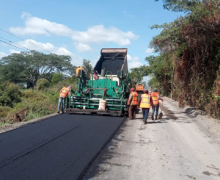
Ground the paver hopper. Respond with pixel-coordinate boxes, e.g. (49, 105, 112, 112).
(66, 48, 131, 116)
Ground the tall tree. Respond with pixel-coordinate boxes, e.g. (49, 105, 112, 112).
(50, 72, 64, 86)
(82, 59, 93, 80)
(129, 66, 149, 86)
(0, 51, 73, 87)
(155, 0, 200, 12)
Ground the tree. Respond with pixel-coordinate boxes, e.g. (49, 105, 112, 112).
(0, 51, 74, 87)
(51, 73, 64, 86)
(36, 78, 50, 91)
(151, 0, 220, 115)
(0, 82, 22, 108)
(82, 59, 93, 80)
(155, 0, 200, 12)
(129, 66, 149, 86)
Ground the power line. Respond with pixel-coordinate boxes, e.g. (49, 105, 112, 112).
(0, 36, 31, 52)
(0, 28, 52, 53)
(0, 39, 29, 52)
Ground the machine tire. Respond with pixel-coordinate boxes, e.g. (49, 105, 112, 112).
(124, 111, 128, 117)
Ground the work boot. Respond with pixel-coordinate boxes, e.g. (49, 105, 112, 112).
(155, 116, 157, 120)
(152, 115, 154, 120)
(57, 111, 59, 113)
(144, 119, 147, 124)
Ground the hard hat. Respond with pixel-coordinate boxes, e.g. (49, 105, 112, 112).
(144, 89, 148, 93)
(130, 88, 135, 92)
(77, 65, 80, 67)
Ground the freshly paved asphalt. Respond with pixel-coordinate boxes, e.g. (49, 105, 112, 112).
(0, 114, 124, 180)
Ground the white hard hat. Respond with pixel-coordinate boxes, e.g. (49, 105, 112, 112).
(77, 65, 80, 67)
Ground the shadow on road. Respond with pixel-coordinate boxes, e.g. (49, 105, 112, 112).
(146, 121, 163, 124)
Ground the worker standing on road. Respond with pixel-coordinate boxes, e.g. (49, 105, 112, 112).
(127, 88, 138, 120)
(151, 88, 163, 120)
(57, 86, 71, 113)
(76, 65, 87, 77)
(138, 89, 152, 124)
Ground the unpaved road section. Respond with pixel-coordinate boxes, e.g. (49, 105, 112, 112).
(0, 114, 124, 180)
(83, 98, 220, 180)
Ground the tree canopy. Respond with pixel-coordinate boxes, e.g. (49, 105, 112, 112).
(148, 0, 220, 118)
(129, 66, 149, 86)
(82, 59, 93, 80)
(50, 72, 64, 86)
(155, 0, 200, 12)
(0, 51, 74, 86)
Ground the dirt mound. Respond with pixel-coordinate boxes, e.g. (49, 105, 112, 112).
(12, 109, 26, 122)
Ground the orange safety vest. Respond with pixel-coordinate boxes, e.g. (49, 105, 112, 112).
(151, 92, 159, 106)
(76, 67, 83, 77)
(60, 87, 70, 98)
(140, 94, 150, 108)
(132, 92, 138, 105)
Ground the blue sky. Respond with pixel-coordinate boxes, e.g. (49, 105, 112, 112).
(0, 0, 184, 75)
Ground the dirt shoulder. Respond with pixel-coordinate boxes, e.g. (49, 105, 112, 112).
(163, 97, 220, 144)
(83, 97, 220, 180)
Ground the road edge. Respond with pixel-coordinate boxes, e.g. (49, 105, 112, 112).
(163, 96, 220, 141)
(77, 117, 127, 180)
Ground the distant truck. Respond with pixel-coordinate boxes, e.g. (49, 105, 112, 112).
(136, 84, 144, 101)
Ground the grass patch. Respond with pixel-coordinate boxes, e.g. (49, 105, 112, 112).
(0, 81, 77, 126)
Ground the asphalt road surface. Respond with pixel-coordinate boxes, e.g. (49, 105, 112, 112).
(0, 114, 124, 180)
(83, 98, 220, 180)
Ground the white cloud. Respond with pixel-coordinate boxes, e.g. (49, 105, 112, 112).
(17, 39, 72, 55)
(10, 50, 20, 54)
(74, 42, 92, 52)
(146, 48, 154, 54)
(16, 39, 83, 64)
(9, 13, 139, 51)
(127, 54, 143, 69)
(0, 52, 7, 58)
(71, 25, 138, 46)
(10, 12, 73, 36)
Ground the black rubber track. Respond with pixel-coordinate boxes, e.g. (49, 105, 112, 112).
(0, 114, 125, 180)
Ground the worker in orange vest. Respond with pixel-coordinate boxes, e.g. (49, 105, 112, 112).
(138, 89, 152, 124)
(57, 86, 71, 113)
(76, 65, 87, 77)
(127, 88, 138, 120)
(151, 88, 163, 120)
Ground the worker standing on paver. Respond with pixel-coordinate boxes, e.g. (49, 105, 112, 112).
(127, 88, 138, 120)
(76, 65, 87, 77)
(57, 86, 71, 113)
(151, 88, 163, 120)
(138, 89, 152, 124)
(93, 71, 99, 80)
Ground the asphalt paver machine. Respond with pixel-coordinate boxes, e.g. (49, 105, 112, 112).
(66, 48, 131, 116)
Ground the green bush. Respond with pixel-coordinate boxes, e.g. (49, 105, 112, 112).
(0, 106, 12, 118)
(36, 78, 49, 91)
(50, 72, 64, 86)
(0, 76, 77, 126)
(0, 82, 22, 107)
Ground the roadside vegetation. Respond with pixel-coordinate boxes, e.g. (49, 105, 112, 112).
(0, 51, 93, 126)
(133, 0, 220, 118)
